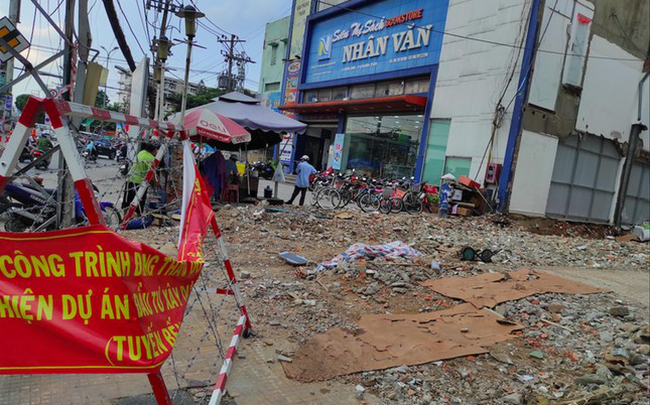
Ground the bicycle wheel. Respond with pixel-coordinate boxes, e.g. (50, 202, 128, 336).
(103, 205, 123, 229)
(391, 197, 404, 213)
(337, 188, 351, 208)
(403, 192, 423, 214)
(358, 193, 378, 213)
(316, 188, 341, 210)
(378, 197, 392, 214)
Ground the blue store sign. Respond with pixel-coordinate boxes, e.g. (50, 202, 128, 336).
(304, 0, 449, 85)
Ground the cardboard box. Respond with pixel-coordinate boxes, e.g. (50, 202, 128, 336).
(456, 207, 472, 217)
(458, 175, 481, 189)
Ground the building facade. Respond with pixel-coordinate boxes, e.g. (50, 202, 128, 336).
(258, 16, 291, 111)
(116, 65, 204, 116)
(281, 0, 449, 176)
(508, 0, 649, 225)
(280, 0, 649, 225)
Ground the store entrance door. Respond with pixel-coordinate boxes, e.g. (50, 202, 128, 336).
(303, 127, 334, 171)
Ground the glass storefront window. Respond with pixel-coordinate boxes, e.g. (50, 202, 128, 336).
(345, 114, 423, 179)
(350, 84, 375, 99)
(331, 87, 347, 101)
(300, 76, 429, 103)
(318, 88, 332, 102)
(305, 90, 318, 103)
(387, 81, 405, 96)
(405, 78, 430, 94)
(375, 82, 390, 97)
(443, 157, 472, 179)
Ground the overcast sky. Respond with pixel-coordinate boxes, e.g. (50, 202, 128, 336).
(1, 0, 292, 103)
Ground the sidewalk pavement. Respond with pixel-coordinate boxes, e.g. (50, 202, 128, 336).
(257, 179, 315, 207)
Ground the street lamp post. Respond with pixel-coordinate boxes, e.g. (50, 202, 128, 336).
(155, 35, 171, 121)
(175, 5, 204, 123)
(100, 46, 119, 110)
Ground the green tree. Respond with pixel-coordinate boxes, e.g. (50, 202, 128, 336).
(15, 94, 30, 112)
(80, 92, 120, 133)
(95, 89, 110, 108)
(167, 87, 226, 114)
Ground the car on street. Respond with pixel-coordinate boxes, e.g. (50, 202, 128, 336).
(95, 139, 117, 159)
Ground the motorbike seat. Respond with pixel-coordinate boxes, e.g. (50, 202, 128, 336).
(22, 183, 56, 196)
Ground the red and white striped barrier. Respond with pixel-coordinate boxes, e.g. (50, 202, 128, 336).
(211, 216, 253, 331)
(1, 96, 253, 405)
(53, 99, 183, 132)
(208, 315, 247, 405)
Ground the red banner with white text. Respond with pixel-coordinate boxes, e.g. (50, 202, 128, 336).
(0, 226, 204, 374)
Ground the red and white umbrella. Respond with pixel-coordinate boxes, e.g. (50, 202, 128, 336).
(182, 108, 251, 145)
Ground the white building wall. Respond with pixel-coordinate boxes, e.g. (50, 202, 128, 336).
(430, 0, 530, 180)
(509, 131, 559, 216)
(577, 35, 648, 148)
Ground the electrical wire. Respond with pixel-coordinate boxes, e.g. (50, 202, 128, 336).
(49, 0, 66, 16)
(188, 0, 232, 36)
(137, 0, 153, 53)
(114, 0, 147, 55)
(24, 43, 221, 75)
(473, 0, 564, 182)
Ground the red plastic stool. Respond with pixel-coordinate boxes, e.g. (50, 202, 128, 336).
(223, 184, 239, 203)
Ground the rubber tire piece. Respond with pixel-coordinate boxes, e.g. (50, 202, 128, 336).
(461, 247, 476, 261)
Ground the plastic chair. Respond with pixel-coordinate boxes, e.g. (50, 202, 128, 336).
(223, 183, 239, 203)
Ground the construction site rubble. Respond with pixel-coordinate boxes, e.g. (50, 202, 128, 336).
(199, 205, 650, 404)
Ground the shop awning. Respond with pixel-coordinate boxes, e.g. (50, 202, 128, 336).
(278, 95, 427, 114)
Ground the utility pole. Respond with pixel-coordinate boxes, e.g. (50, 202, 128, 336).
(0, 0, 20, 133)
(57, 0, 77, 228)
(176, 5, 204, 122)
(218, 34, 253, 91)
(147, 0, 178, 120)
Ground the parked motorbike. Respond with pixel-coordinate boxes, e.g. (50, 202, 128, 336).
(251, 161, 274, 180)
(82, 147, 98, 162)
(1, 181, 121, 232)
(116, 147, 130, 176)
(19, 146, 32, 163)
(31, 148, 51, 170)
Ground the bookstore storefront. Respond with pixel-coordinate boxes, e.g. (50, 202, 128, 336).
(280, 0, 449, 178)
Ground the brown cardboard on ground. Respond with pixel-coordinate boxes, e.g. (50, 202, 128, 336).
(283, 303, 523, 382)
(421, 269, 604, 309)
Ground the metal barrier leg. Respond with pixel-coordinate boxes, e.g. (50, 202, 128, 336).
(148, 371, 173, 405)
(0, 97, 43, 194)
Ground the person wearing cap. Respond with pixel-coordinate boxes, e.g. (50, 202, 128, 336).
(225, 153, 240, 185)
(287, 155, 316, 206)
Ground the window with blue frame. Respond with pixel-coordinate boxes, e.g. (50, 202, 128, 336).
(344, 113, 424, 179)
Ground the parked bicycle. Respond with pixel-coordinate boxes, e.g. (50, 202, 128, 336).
(309, 171, 434, 215)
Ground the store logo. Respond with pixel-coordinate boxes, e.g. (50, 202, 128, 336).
(287, 60, 301, 74)
(317, 35, 332, 60)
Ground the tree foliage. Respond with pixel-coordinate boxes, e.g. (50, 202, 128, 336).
(167, 87, 226, 113)
(95, 89, 110, 108)
(15, 94, 30, 112)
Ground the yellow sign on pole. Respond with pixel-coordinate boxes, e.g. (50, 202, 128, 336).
(0, 16, 30, 63)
